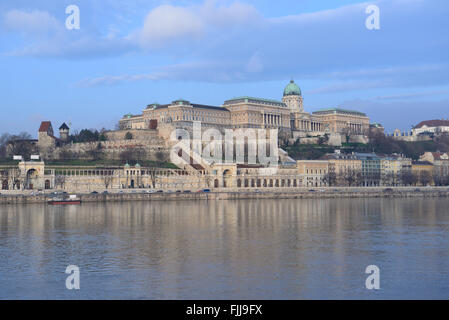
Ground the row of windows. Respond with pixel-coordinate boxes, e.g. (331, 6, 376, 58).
(234, 178, 299, 188)
(305, 168, 327, 174)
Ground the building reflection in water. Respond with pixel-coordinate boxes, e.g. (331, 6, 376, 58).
(0, 197, 448, 299)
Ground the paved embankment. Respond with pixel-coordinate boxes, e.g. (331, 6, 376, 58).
(1, 187, 449, 205)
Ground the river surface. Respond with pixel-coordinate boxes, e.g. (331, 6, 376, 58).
(1, 198, 449, 299)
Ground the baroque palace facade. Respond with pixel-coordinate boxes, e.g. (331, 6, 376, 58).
(119, 80, 370, 139)
(1, 80, 373, 193)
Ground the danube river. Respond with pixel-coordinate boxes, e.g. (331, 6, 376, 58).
(1, 198, 449, 299)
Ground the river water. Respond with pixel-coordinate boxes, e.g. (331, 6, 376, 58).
(0, 198, 449, 299)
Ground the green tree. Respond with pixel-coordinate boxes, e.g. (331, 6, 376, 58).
(125, 132, 133, 140)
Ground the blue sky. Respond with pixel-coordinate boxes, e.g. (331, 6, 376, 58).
(1, 0, 448, 136)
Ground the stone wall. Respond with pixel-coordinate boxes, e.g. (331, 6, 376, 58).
(2, 187, 449, 205)
(54, 137, 169, 161)
(105, 129, 161, 141)
(348, 134, 369, 144)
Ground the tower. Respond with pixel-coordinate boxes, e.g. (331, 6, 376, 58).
(59, 123, 70, 142)
(282, 80, 303, 113)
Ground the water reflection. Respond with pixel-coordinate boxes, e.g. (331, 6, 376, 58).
(0, 198, 448, 299)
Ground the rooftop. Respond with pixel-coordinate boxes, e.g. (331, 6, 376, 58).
(191, 104, 228, 111)
(224, 96, 286, 107)
(38, 121, 52, 132)
(283, 80, 302, 97)
(313, 108, 367, 116)
(146, 102, 227, 111)
(354, 153, 381, 160)
(122, 113, 142, 119)
(59, 123, 69, 130)
(412, 161, 433, 166)
(414, 119, 449, 129)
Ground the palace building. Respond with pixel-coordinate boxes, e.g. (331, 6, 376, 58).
(119, 80, 370, 139)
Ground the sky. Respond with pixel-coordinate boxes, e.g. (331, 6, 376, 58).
(0, 0, 448, 136)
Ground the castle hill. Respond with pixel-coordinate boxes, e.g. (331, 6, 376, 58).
(1, 80, 449, 202)
(2, 0, 449, 303)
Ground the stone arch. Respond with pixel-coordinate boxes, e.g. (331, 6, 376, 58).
(2, 180, 8, 190)
(214, 179, 219, 188)
(223, 169, 232, 188)
(237, 179, 242, 188)
(26, 169, 38, 190)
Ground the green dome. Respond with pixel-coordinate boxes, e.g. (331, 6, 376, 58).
(283, 80, 301, 96)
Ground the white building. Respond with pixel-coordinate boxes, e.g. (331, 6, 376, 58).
(412, 119, 449, 136)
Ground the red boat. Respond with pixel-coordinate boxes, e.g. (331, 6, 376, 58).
(48, 199, 82, 205)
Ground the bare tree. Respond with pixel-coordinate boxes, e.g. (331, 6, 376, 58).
(85, 143, 105, 160)
(120, 147, 146, 164)
(402, 170, 418, 186)
(323, 171, 337, 186)
(103, 174, 113, 189)
(341, 127, 351, 144)
(382, 172, 398, 186)
(343, 168, 362, 186)
(59, 148, 76, 161)
(419, 171, 433, 186)
(55, 175, 66, 189)
(148, 168, 158, 188)
(433, 164, 449, 186)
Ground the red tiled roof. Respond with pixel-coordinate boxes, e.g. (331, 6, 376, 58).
(414, 120, 449, 129)
(431, 152, 449, 160)
(38, 121, 52, 132)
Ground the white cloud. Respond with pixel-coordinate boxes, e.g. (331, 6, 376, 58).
(140, 5, 204, 47)
(2, 9, 61, 35)
(3, 0, 448, 97)
(138, 0, 261, 48)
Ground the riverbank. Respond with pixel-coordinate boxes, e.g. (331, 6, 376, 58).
(1, 187, 449, 205)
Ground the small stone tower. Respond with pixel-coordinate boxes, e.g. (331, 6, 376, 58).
(59, 123, 70, 142)
(282, 80, 303, 113)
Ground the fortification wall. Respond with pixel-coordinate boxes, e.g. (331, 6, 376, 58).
(105, 129, 161, 141)
(53, 136, 169, 161)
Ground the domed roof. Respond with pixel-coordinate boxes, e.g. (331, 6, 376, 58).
(283, 80, 301, 96)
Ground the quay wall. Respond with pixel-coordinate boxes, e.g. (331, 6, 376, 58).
(1, 187, 449, 205)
